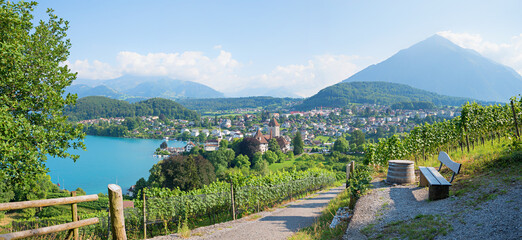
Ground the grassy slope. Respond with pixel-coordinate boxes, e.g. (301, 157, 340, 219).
(289, 137, 521, 239)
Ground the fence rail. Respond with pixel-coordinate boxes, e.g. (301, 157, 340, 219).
(0, 184, 126, 240)
(0, 195, 99, 211)
(0, 218, 99, 240)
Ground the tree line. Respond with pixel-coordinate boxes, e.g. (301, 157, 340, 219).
(64, 96, 200, 121)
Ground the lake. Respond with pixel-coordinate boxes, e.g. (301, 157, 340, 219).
(46, 135, 186, 195)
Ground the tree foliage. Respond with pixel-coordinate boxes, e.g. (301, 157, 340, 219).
(64, 96, 200, 121)
(0, 1, 85, 196)
(333, 137, 349, 153)
(268, 138, 280, 152)
(295, 81, 481, 110)
(292, 132, 304, 155)
(237, 137, 260, 160)
(153, 155, 215, 191)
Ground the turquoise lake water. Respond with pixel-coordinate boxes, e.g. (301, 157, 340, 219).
(46, 135, 185, 195)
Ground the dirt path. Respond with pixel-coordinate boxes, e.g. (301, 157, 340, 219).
(149, 185, 345, 240)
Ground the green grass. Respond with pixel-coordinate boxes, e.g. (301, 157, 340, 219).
(268, 159, 296, 171)
(314, 136, 331, 142)
(362, 214, 452, 240)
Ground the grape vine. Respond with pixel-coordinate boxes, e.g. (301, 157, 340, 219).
(365, 95, 522, 166)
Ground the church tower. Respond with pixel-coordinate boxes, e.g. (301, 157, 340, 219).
(268, 118, 280, 137)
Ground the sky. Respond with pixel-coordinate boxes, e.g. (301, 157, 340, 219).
(34, 0, 522, 97)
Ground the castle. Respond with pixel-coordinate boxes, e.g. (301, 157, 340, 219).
(253, 118, 290, 153)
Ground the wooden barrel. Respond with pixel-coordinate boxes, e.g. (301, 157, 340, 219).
(386, 160, 415, 184)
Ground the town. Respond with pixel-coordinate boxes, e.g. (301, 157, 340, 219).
(77, 104, 459, 154)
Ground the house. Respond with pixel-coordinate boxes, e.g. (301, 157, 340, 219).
(204, 139, 220, 151)
(221, 119, 232, 128)
(201, 129, 210, 137)
(184, 142, 196, 152)
(233, 131, 244, 139)
(191, 129, 200, 137)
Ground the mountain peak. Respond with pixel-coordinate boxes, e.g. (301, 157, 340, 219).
(343, 34, 522, 102)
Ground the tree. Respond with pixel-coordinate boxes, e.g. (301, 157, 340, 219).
(351, 129, 366, 146)
(253, 159, 269, 176)
(207, 148, 235, 176)
(292, 132, 304, 155)
(268, 138, 280, 152)
(75, 187, 86, 196)
(263, 150, 278, 164)
(132, 177, 148, 197)
(237, 137, 260, 160)
(233, 154, 250, 169)
(124, 117, 139, 130)
(0, 1, 85, 199)
(219, 139, 229, 149)
(158, 155, 215, 191)
(160, 141, 168, 149)
(333, 138, 349, 153)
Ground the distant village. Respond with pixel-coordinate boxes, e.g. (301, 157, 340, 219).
(78, 104, 459, 154)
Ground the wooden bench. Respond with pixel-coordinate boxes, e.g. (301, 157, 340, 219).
(419, 151, 462, 200)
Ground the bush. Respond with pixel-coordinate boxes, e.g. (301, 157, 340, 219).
(36, 206, 65, 218)
(21, 208, 36, 218)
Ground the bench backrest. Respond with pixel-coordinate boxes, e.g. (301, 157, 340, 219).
(438, 151, 461, 174)
(438, 151, 462, 183)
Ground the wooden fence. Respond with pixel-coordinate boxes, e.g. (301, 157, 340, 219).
(0, 184, 127, 240)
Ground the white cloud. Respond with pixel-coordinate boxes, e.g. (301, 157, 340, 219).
(67, 50, 242, 92)
(67, 49, 362, 97)
(438, 31, 522, 75)
(249, 55, 361, 97)
(65, 59, 120, 80)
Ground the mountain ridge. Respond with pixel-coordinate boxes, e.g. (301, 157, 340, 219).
(294, 81, 486, 110)
(68, 75, 224, 100)
(342, 34, 522, 102)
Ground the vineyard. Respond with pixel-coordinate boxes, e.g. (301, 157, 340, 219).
(128, 168, 336, 238)
(365, 96, 522, 166)
(2, 169, 336, 239)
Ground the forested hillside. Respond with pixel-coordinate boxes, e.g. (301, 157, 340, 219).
(64, 96, 200, 121)
(178, 96, 302, 112)
(295, 81, 479, 110)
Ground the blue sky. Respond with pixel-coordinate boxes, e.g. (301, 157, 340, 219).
(35, 0, 522, 97)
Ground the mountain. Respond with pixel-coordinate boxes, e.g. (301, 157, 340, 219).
(69, 75, 224, 100)
(343, 35, 522, 102)
(64, 96, 200, 121)
(294, 81, 479, 110)
(66, 84, 124, 99)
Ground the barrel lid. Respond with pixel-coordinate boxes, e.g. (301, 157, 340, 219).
(388, 160, 414, 165)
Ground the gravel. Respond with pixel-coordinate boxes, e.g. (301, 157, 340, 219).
(343, 176, 521, 240)
(149, 185, 345, 240)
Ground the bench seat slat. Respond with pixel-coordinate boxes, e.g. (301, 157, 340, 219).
(427, 167, 451, 186)
(419, 167, 441, 185)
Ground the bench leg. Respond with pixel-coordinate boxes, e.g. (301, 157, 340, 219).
(428, 185, 449, 201)
(419, 171, 429, 187)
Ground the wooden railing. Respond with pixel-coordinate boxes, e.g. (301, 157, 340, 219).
(0, 184, 127, 240)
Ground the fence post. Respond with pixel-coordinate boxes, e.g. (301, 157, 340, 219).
(349, 161, 356, 210)
(230, 182, 235, 220)
(350, 161, 355, 178)
(511, 100, 520, 139)
(70, 191, 79, 240)
(142, 189, 146, 240)
(108, 184, 127, 240)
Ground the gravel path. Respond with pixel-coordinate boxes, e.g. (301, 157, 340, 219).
(150, 185, 345, 240)
(343, 176, 521, 240)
